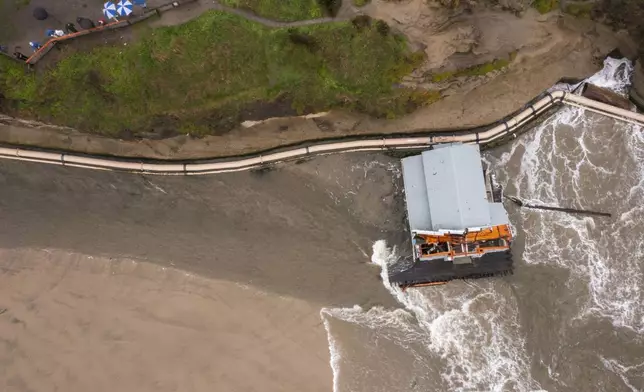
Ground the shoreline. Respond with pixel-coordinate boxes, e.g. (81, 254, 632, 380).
(0, 91, 642, 175)
(0, 73, 591, 161)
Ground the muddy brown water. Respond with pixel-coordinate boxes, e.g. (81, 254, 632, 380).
(0, 153, 406, 308)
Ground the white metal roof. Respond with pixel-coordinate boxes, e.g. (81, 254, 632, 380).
(401, 144, 508, 231)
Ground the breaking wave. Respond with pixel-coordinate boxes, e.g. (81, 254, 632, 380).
(321, 241, 540, 392)
(488, 57, 644, 333)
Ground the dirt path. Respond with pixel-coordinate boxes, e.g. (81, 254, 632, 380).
(210, 0, 355, 27)
(148, 0, 355, 28)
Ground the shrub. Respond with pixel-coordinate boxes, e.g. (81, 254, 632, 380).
(375, 20, 390, 36)
(351, 15, 372, 30)
(317, 0, 342, 16)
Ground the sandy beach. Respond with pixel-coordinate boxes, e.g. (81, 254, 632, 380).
(0, 152, 406, 391)
(0, 248, 331, 392)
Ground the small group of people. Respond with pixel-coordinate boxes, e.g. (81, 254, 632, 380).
(1, 17, 106, 63)
(3, 0, 149, 64)
(0, 46, 30, 61)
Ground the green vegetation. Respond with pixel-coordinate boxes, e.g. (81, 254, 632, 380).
(353, 0, 371, 6)
(532, 0, 559, 14)
(0, 12, 429, 137)
(218, 0, 324, 21)
(564, 2, 594, 17)
(429, 55, 515, 83)
(0, 56, 37, 103)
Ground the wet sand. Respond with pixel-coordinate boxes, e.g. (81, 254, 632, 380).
(0, 249, 331, 392)
(0, 152, 406, 390)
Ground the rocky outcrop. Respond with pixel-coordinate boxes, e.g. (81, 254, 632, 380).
(631, 60, 644, 110)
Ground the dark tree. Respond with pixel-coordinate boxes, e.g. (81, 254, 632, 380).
(317, 0, 342, 17)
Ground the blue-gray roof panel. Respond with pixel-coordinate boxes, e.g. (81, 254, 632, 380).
(401, 155, 432, 231)
(404, 144, 495, 231)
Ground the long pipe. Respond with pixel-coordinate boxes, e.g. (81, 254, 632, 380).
(505, 196, 612, 217)
(0, 91, 643, 175)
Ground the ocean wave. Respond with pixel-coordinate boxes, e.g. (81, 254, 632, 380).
(487, 57, 644, 333)
(320, 310, 343, 392)
(322, 241, 540, 392)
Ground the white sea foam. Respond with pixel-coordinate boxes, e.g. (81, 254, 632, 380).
(584, 57, 634, 96)
(487, 57, 644, 333)
(372, 241, 540, 392)
(320, 310, 343, 392)
(322, 241, 540, 392)
(549, 57, 634, 96)
(600, 356, 644, 392)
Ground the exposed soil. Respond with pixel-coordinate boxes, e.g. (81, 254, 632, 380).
(0, 0, 637, 159)
(595, 0, 644, 57)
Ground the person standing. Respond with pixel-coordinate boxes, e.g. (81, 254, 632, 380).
(13, 51, 29, 61)
(29, 41, 42, 52)
(65, 23, 78, 33)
